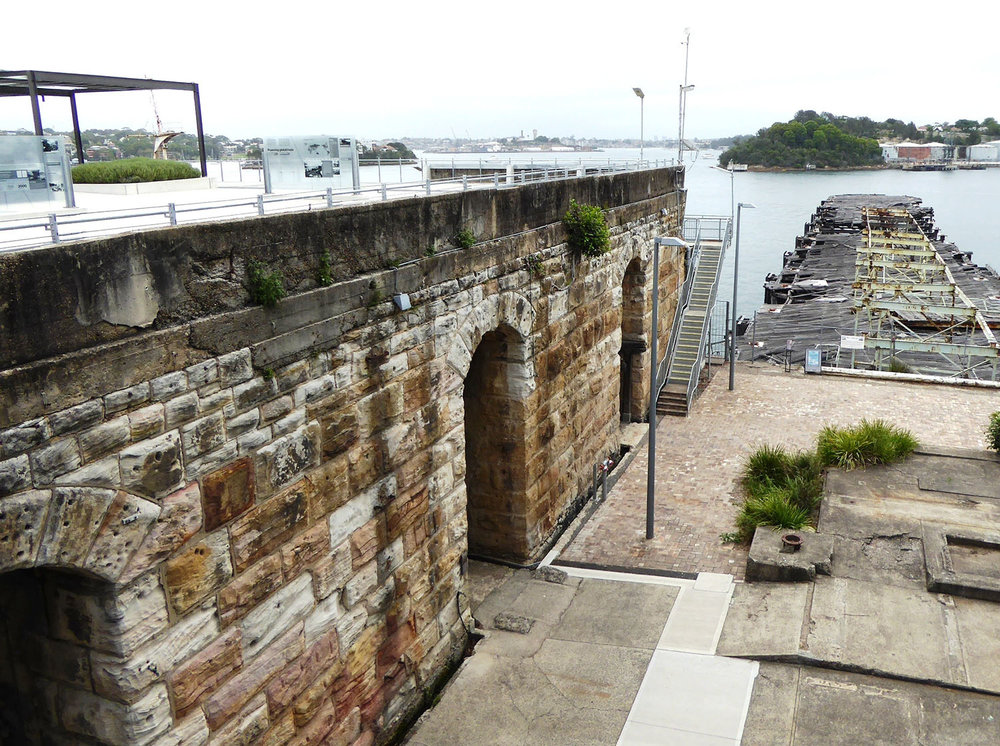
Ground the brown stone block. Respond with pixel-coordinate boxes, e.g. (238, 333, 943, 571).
(169, 626, 242, 718)
(291, 702, 359, 746)
(311, 540, 353, 600)
(119, 482, 203, 584)
(351, 730, 375, 746)
(401, 521, 430, 560)
(280, 520, 331, 580)
(347, 441, 388, 495)
(203, 624, 304, 730)
(385, 488, 428, 541)
(83, 490, 160, 581)
(266, 627, 339, 715)
(292, 659, 343, 727)
(304, 455, 350, 522)
(259, 710, 296, 746)
(229, 480, 310, 572)
(400, 369, 431, 415)
(333, 662, 377, 727)
(319, 409, 359, 460)
(394, 551, 431, 603)
(201, 458, 255, 532)
(35, 486, 114, 570)
(376, 622, 416, 680)
(218, 554, 283, 627)
(163, 530, 233, 615)
(349, 518, 385, 570)
(394, 451, 431, 494)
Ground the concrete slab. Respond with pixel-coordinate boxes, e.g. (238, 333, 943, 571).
(619, 720, 738, 745)
(953, 596, 1000, 693)
(504, 578, 580, 624)
(624, 650, 757, 741)
(828, 533, 926, 590)
(717, 583, 809, 659)
(805, 577, 961, 686)
(738, 662, 798, 746)
(923, 523, 1000, 602)
(550, 578, 678, 649)
(746, 527, 833, 582)
(533, 638, 652, 711)
(657, 586, 733, 654)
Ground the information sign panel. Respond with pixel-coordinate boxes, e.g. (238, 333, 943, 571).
(0, 135, 75, 210)
(262, 136, 360, 193)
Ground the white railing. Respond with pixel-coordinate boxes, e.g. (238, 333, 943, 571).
(0, 160, 673, 253)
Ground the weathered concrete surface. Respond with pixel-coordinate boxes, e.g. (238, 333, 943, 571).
(746, 527, 833, 582)
(742, 662, 1000, 745)
(406, 571, 678, 745)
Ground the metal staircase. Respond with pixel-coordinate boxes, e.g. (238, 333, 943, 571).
(657, 215, 732, 416)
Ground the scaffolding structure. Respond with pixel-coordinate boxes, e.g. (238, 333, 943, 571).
(852, 206, 1000, 379)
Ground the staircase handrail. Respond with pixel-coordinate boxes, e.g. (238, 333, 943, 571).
(684, 218, 733, 409)
(660, 223, 704, 390)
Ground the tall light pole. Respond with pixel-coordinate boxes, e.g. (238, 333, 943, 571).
(633, 88, 645, 164)
(647, 236, 688, 540)
(678, 29, 694, 165)
(729, 202, 756, 391)
(710, 164, 735, 221)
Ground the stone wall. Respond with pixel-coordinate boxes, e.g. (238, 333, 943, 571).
(0, 167, 686, 745)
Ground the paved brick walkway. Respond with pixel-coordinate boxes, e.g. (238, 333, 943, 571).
(558, 363, 997, 579)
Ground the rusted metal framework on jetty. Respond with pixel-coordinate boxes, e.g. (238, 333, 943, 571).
(851, 206, 1000, 379)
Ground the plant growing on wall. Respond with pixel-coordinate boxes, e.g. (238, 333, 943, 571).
(317, 250, 333, 287)
(456, 229, 476, 249)
(986, 411, 1000, 451)
(247, 260, 286, 307)
(563, 199, 610, 257)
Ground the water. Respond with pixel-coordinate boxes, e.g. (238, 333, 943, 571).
(204, 148, 1000, 322)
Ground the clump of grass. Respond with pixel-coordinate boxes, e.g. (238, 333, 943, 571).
(816, 418, 917, 470)
(72, 158, 200, 184)
(563, 199, 610, 257)
(986, 411, 1000, 451)
(316, 250, 333, 286)
(455, 229, 476, 249)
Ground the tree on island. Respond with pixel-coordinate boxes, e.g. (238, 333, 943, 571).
(719, 113, 883, 168)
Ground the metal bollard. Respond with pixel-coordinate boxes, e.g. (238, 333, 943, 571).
(256, 195, 265, 216)
(167, 203, 177, 226)
(602, 466, 608, 502)
(326, 188, 333, 208)
(592, 464, 598, 500)
(425, 179, 431, 195)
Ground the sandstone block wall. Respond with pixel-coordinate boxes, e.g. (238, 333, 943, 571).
(0, 168, 685, 744)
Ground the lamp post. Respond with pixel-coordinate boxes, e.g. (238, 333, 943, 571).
(647, 235, 688, 540)
(710, 164, 735, 221)
(729, 202, 756, 391)
(633, 88, 645, 164)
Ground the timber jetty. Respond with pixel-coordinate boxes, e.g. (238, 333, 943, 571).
(747, 194, 1000, 379)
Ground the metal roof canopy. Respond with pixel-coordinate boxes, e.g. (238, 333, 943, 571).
(0, 70, 207, 176)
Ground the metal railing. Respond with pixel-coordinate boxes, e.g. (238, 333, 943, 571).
(660, 223, 704, 391)
(0, 160, 668, 253)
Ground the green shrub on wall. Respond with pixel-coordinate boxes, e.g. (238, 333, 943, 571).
(563, 199, 610, 257)
(247, 260, 286, 307)
(72, 158, 200, 184)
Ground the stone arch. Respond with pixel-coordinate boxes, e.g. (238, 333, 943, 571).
(462, 322, 534, 562)
(0, 484, 196, 744)
(619, 256, 649, 422)
(446, 290, 536, 384)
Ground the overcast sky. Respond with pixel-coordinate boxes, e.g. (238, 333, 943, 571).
(4, 0, 998, 142)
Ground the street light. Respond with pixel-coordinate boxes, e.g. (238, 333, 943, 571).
(729, 202, 756, 391)
(647, 235, 688, 540)
(710, 164, 735, 220)
(633, 88, 645, 164)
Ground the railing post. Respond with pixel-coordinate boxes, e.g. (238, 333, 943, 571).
(48, 214, 60, 244)
(167, 203, 177, 226)
(425, 179, 431, 195)
(462, 175, 468, 191)
(326, 188, 333, 208)
(493, 173, 499, 188)
(381, 184, 388, 201)
(257, 195, 265, 216)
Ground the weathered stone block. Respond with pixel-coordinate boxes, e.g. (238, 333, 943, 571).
(150, 371, 188, 401)
(202, 458, 255, 531)
(238, 427, 272, 454)
(23, 633, 91, 686)
(376, 537, 405, 584)
(219, 554, 284, 627)
(48, 571, 170, 657)
(169, 625, 242, 718)
(266, 627, 339, 715)
(273, 410, 306, 438)
(218, 349, 253, 386)
(304, 454, 350, 521)
(259, 710, 296, 746)
(121, 482, 203, 584)
(226, 409, 260, 439)
(230, 480, 310, 571)
(241, 573, 314, 660)
(281, 520, 331, 580)
(0, 489, 51, 570)
(60, 682, 171, 745)
(120, 431, 183, 498)
(30, 438, 82, 485)
(186, 359, 219, 389)
(261, 395, 294, 424)
(203, 624, 303, 729)
(129, 402, 165, 441)
(150, 709, 209, 746)
(91, 605, 219, 703)
(48, 399, 104, 436)
(105, 382, 151, 416)
(254, 425, 320, 496)
(320, 410, 359, 459)
(344, 560, 378, 609)
(209, 693, 270, 745)
(79, 416, 131, 463)
(198, 388, 233, 416)
(164, 392, 200, 430)
(0, 454, 32, 496)
(52, 456, 121, 488)
(312, 540, 353, 600)
(329, 482, 384, 549)
(746, 526, 835, 582)
(350, 518, 383, 570)
(1, 418, 51, 458)
(185, 442, 239, 481)
(164, 530, 234, 614)
(37, 486, 116, 569)
(233, 377, 278, 412)
(84, 491, 161, 581)
(181, 413, 226, 461)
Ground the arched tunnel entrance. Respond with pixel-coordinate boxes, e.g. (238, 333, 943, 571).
(463, 324, 532, 563)
(620, 257, 648, 422)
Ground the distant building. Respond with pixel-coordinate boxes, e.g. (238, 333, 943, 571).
(880, 141, 950, 162)
(968, 140, 1000, 162)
